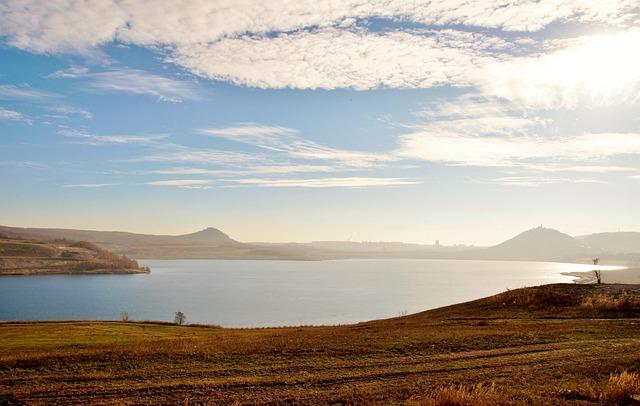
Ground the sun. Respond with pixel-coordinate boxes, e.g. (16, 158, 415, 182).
(558, 30, 640, 99)
(483, 30, 640, 108)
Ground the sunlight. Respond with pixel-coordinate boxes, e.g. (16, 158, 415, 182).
(553, 30, 640, 98)
(483, 30, 640, 108)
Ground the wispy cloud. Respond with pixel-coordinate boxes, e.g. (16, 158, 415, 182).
(59, 129, 168, 145)
(152, 164, 340, 176)
(0, 84, 57, 100)
(134, 148, 258, 165)
(200, 123, 390, 167)
(228, 177, 420, 188)
(63, 183, 113, 188)
(522, 164, 637, 173)
(482, 176, 606, 187)
(1, 1, 634, 53)
(0, 107, 31, 124)
(200, 124, 296, 141)
(397, 131, 640, 167)
(0, 160, 47, 169)
(146, 179, 211, 187)
(48, 67, 200, 102)
(48, 106, 92, 119)
(47, 66, 89, 78)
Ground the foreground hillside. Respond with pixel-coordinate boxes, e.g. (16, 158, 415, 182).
(0, 237, 150, 275)
(2, 284, 640, 404)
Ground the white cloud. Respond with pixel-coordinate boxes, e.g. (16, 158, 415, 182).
(63, 183, 113, 188)
(522, 164, 637, 173)
(478, 30, 640, 109)
(146, 179, 211, 187)
(47, 66, 90, 78)
(0, 160, 47, 169)
(134, 148, 259, 165)
(60, 129, 167, 145)
(0, 84, 57, 100)
(172, 29, 493, 90)
(0, 0, 635, 56)
(397, 132, 640, 167)
(201, 123, 390, 167)
(48, 106, 92, 119)
(200, 124, 297, 142)
(229, 177, 420, 188)
(49, 68, 200, 102)
(152, 164, 340, 176)
(0, 107, 31, 124)
(1, 1, 638, 100)
(483, 176, 605, 187)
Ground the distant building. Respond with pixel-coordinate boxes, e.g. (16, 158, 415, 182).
(435, 240, 440, 248)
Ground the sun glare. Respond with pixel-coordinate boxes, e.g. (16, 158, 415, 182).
(484, 30, 640, 108)
(561, 31, 640, 96)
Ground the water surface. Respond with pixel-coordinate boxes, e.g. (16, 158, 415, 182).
(0, 259, 619, 327)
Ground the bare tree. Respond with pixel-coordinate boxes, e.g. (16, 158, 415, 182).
(593, 257, 601, 284)
(174, 311, 186, 325)
(121, 311, 129, 322)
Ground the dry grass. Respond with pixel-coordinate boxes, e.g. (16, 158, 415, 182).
(580, 291, 640, 311)
(408, 384, 501, 406)
(602, 371, 640, 405)
(488, 285, 576, 309)
(2, 284, 640, 405)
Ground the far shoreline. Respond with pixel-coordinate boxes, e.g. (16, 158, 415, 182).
(563, 267, 640, 284)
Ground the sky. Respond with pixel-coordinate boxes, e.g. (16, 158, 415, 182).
(0, 1, 639, 246)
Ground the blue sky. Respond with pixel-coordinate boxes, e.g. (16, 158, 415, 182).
(0, 1, 639, 245)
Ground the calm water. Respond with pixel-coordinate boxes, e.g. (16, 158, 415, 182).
(0, 259, 619, 327)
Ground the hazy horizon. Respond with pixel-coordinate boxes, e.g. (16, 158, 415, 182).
(1, 2, 639, 246)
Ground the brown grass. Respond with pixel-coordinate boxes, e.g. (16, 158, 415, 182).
(2, 285, 640, 405)
(488, 285, 576, 309)
(408, 384, 501, 406)
(602, 371, 640, 405)
(580, 291, 640, 311)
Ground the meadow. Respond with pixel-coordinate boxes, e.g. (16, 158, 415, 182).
(2, 284, 640, 405)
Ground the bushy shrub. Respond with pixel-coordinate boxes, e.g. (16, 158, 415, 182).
(490, 286, 576, 309)
(602, 371, 640, 405)
(408, 384, 499, 406)
(580, 291, 640, 311)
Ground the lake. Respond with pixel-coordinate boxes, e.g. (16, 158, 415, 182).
(0, 259, 620, 327)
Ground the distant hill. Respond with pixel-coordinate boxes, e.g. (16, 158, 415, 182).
(0, 225, 316, 260)
(483, 227, 587, 260)
(578, 232, 640, 254)
(175, 227, 238, 244)
(0, 224, 638, 265)
(0, 237, 149, 275)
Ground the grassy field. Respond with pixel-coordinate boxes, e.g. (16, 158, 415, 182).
(2, 284, 640, 405)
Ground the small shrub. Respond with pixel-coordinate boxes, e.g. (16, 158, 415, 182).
(408, 384, 499, 406)
(553, 383, 598, 401)
(580, 291, 640, 311)
(490, 286, 576, 309)
(602, 371, 640, 405)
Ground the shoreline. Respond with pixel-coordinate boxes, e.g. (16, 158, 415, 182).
(563, 267, 640, 284)
(0, 268, 150, 276)
(562, 271, 597, 284)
